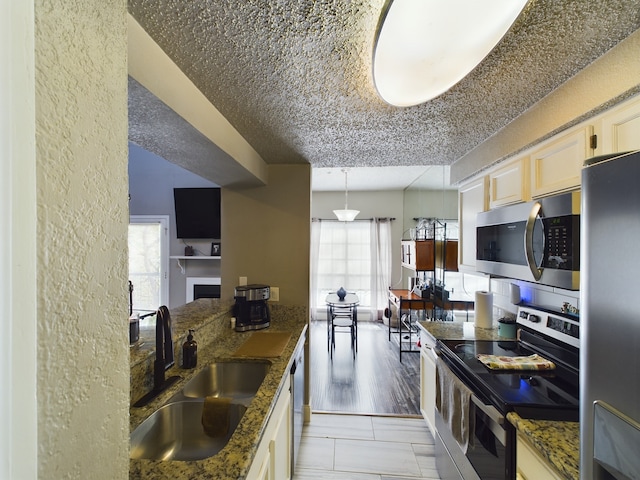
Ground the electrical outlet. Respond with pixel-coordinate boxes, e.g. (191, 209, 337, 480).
(270, 287, 279, 302)
(239, 276, 247, 286)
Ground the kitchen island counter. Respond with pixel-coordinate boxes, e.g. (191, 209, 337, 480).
(129, 299, 308, 479)
(508, 412, 579, 480)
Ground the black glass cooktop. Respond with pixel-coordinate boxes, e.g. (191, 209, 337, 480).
(436, 339, 579, 421)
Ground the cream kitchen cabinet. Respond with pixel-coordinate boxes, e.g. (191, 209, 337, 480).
(489, 156, 530, 208)
(458, 176, 489, 272)
(516, 434, 564, 480)
(529, 126, 593, 198)
(420, 329, 438, 436)
(599, 93, 640, 153)
(246, 375, 292, 480)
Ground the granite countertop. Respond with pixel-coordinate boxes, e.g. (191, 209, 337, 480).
(130, 298, 235, 371)
(417, 319, 504, 342)
(508, 412, 580, 480)
(129, 300, 308, 479)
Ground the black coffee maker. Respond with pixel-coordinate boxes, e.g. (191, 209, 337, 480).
(234, 284, 271, 331)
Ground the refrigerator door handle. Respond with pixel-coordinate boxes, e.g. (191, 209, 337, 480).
(525, 202, 543, 280)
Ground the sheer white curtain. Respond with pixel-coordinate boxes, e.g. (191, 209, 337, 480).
(310, 219, 322, 320)
(310, 218, 392, 322)
(370, 218, 392, 321)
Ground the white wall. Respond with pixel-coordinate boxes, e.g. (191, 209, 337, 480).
(129, 143, 221, 307)
(403, 189, 458, 231)
(2, 1, 37, 478)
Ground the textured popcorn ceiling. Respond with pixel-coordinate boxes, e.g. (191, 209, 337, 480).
(128, 0, 640, 177)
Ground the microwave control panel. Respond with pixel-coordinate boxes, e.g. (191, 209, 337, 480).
(544, 215, 579, 270)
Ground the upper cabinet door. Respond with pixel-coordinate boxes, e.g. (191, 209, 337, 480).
(530, 126, 593, 198)
(489, 156, 530, 209)
(458, 176, 489, 272)
(600, 95, 640, 154)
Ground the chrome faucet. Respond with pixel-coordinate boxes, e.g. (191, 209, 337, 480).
(133, 306, 181, 407)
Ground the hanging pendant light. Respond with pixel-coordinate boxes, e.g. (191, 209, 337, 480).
(333, 169, 359, 222)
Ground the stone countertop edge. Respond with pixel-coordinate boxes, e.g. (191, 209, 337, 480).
(417, 320, 503, 342)
(129, 300, 309, 480)
(507, 412, 579, 480)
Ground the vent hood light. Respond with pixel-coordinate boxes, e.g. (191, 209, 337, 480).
(373, 0, 528, 107)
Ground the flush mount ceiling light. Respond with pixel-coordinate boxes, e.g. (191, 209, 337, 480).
(333, 169, 359, 222)
(373, 0, 529, 107)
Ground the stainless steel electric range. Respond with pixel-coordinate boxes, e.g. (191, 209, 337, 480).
(434, 305, 580, 480)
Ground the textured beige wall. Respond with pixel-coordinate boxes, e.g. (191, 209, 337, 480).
(222, 164, 311, 306)
(451, 28, 640, 184)
(35, 1, 129, 478)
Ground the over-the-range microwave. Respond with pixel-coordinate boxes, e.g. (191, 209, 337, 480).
(476, 191, 580, 290)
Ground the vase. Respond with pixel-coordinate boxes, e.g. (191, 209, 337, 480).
(337, 287, 347, 300)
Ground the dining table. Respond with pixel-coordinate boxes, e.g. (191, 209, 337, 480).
(325, 293, 359, 356)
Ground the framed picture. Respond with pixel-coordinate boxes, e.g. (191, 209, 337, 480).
(211, 242, 221, 256)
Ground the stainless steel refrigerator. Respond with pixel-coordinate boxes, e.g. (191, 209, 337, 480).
(581, 150, 640, 479)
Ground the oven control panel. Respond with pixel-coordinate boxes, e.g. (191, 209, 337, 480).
(517, 306, 580, 349)
(547, 315, 580, 339)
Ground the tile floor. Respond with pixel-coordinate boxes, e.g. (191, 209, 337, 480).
(293, 413, 441, 480)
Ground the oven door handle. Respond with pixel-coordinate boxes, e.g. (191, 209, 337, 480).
(471, 395, 507, 446)
(470, 395, 503, 425)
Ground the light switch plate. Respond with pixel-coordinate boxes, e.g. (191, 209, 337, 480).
(239, 276, 247, 286)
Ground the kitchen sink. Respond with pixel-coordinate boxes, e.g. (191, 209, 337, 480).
(130, 400, 247, 461)
(180, 361, 271, 402)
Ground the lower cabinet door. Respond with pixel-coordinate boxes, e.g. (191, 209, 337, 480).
(420, 345, 437, 436)
(246, 376, 292, 480)
(420, 330, 438, 436)
(271, 390, 292, 480)
(254, 449, 271, 480)
(516, 435, 563, 480)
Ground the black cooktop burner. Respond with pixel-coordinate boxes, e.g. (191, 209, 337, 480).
(436, 339, 579, 421)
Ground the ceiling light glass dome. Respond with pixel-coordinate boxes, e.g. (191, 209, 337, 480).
(373, 0, 529, 107)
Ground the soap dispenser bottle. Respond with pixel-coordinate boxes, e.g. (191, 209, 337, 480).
(182, 329, 197, 369)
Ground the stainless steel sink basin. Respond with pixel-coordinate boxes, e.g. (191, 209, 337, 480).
(180, 361, 271, 402)
(130, 400, 247, 461)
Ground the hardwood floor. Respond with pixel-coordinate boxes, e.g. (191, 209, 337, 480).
(310, 320, 422, 416)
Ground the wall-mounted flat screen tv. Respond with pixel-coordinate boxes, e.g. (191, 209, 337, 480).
(173, 187, 221, 239)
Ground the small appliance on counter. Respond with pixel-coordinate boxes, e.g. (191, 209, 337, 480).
(129, 313, 140, 345)
(234, 284, 271, 331)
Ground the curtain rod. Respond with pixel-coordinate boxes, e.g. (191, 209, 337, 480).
(312, 217, 396, 222)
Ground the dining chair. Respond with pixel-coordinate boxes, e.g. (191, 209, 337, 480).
(330, 302, 358, 359)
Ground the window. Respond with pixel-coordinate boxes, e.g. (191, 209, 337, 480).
(128, 216, 169, 324)
(311, 219, 392, 322)
(315, 221, 372, 310)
